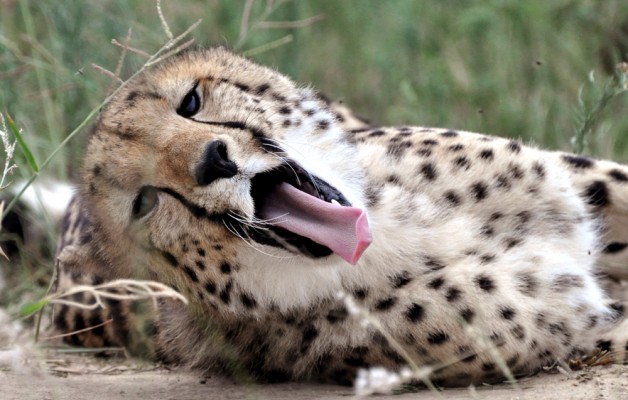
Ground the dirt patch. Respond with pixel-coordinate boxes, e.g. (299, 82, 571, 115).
(1, 354, 626, 400)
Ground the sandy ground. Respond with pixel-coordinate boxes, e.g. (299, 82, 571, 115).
(1, 355, 627, 400)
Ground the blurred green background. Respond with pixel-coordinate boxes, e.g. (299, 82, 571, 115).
(2, 0, 628, 185)
(1, 0, 628, 318)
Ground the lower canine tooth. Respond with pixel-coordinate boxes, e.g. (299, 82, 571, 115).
(331, 199, 340, 205)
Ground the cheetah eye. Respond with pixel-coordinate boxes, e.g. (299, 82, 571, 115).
(132, 186, 159, 219)
(177, 87, 200, 117)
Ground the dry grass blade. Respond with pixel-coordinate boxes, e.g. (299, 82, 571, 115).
(40, 318, 114, 341)
(0, 201, 7, 260)
(238, 0, 255, 44)
(0, 113, 18, 190)
(51, 279, 188, 311)
(107, 28, 133, 95)
(156, 0, 174, 40)
(91, 63, 124, 84)
(243, 35, 293, 57)
(111, 39, 151, 58)
(257, 14, 326, 29)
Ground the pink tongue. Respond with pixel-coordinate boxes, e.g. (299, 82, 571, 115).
(258, 183, 372, 265)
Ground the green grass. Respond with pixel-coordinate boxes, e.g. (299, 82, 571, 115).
(1, 0, 628, 345)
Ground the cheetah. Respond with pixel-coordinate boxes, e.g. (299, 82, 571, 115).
(52, 47, 628, 387)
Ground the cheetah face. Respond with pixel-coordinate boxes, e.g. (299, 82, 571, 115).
(82, 48, 370, 278)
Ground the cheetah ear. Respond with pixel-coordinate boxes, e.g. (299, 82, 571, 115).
(562, 154, 628, 279)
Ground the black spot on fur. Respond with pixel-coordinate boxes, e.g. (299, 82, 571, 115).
(390, 271, 413, 288)
(604, 242, 628, 253)
(195, 260, 206, 271)
(457, 345, 477, 363)
(584, 180, 610, 207)
(368, 129, 386, 137)
(126, 91, 140, 106)
(240, 292, 257, 309)
(454, 156, 472, 170)
(480, 224, 494, 237)
(422, 139, 439, 146)
(445, 287, 462, 302)
(471, 182, 488, 201)
(317, 120, 330, 130)
(405, 303, 425, 323)
(480, 254, 495, 264)
(386, 174, 400, 185)
(509, 163, 525, 179)
(54, 305, 69, 331)
(374, 297, 397, 311)
(505, 237, 522, 250)
(428, 277, 445, 289)
(563, 154, 594, 169)
(205, 280, 216, 295)
(425, 257, 446, 271)
(489, 332, 505, 346)
(343, 354, 367, 367)
(326, 307, 349, 324)
(507, 141, 522, 153)
(489, 212, 503, 221)
(511, 324, 526, 340)
(516, 273, 538, 296)
(610, 302, 625, 318)
(255, 84, 270, 95)
(387, 141, 413, 159)
(88, 314, 104, 336)
(183, 265, 199, 282)
(278, 106, 291, 114)
(441, 130, 458, 137)
(500, 306, 516, 320)
(301, 325, 319, 354)
(162, 251, 178, 267)
(364, 185, 381, 207)
(532, 162, 546, 179)
(427, 331, 449, 345)
(416, 148, 432, 157)
(220, 261, 232, 274)
(481, 362, 495, 372)
(609, 169, 628, 182)
(448, 143, 464, 152)
(219, 280, 233, 304)
(506, 354, 520, 367)
(460, 308, 475, 323)
(476, 275, 496, 292)
(479, 149, 494, 160)
(420, 163, 438, 181)
(353, 288, 369, 300)
(444, 190, 462, 206)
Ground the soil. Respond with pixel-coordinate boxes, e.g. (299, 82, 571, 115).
(1, 354, 627, 400)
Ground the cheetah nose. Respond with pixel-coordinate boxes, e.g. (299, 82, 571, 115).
(194, 140, 238, 186)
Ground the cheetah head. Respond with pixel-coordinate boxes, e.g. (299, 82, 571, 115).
(81, 48, 371, 290)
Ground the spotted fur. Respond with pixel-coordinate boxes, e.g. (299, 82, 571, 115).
(52, 47, 628, 386)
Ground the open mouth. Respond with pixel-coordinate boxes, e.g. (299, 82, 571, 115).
(247, 160, 372, 265)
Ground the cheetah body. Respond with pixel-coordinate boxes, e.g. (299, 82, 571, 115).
(54, 48, 628, 385)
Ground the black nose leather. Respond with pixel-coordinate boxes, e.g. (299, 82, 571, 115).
(195, 140, 238, 186)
